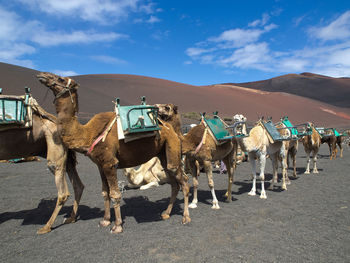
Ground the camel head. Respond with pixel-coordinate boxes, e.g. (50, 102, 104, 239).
(232, 114, 248, 136)
(155, 103, 178, 121)
(37, 72, 79, 99)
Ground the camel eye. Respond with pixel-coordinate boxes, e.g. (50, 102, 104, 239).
(165, 106, 170, 111)
(58, 77, 65, 83)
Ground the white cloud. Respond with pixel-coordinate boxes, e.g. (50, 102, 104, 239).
(146, 15, 161, 24)
(309, 10, 350, 41)
(209, 28, 264, 48)
(53, 70, 79, 76)
(185, 47, 211, 57)
(186, 10, 350, 78)
(248, 13, 270, 27)
(31, 30, 127, 46)
(219, 43, 271, 70)
(91, 55, 127, 64)
(18, 0, 142, 24)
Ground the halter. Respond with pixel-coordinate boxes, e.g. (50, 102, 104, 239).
(53, 78, 74, 103)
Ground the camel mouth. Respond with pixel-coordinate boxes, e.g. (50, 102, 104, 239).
(36, 75, 48, 85)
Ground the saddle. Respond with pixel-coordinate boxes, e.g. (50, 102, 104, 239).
(115, 96, 160, 142)
(0, 87, 33, 131)
(202, 112, 248, 145)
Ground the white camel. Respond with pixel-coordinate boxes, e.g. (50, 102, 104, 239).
(123, 157, 168, 190)
(233, 115, 287, 199)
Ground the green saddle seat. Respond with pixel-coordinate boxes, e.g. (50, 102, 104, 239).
(333, 128, 341, 137)
(0, 89, 30, 126)
(281, 117, 298, 136)
(116, 97, 160, 135)
(263, 120, 288, 142)
(203, 115, 233, 141)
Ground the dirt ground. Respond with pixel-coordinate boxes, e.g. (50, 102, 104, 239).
(0, 144, 349, 263)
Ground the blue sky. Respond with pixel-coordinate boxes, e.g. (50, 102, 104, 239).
(0, 0, 349, 85)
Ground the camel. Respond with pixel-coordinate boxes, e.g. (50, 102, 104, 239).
(156, 104, 236, 209)
(233, 115, 287, 199)
(0, 91, 84, 234)
(301, 123, 321, 174)
(275, 119, 299, 178)
(37, 72, 190, 234)
(321, 129, 344, 160)
(123, 157, 168, 190)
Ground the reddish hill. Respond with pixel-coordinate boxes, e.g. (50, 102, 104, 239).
(0, 62, 349, 128)
(231, 73, 350, 108)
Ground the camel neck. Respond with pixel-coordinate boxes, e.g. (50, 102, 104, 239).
(54, 93, 88, 152)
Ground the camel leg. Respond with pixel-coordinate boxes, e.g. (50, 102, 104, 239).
(328, 143, 333, 160)
(291, 145, 298, 178)
(305, 152, 311, 174)
(161, 175, 180, 219)
(189, 174, 199, 209)
(223, 154, 234, 202)
(37, 158, 69, 234)
(37, 133, 70, 234)
(97, 165, 111, 228)
(259, 153, 267, 199)
(268, 153, 278, 190)
(100, 161, 123, 234)
(140, 182, 160, 190)
(63, 151, 84, 224)
(248, 152, 257, 196)
(188, 158, 199, 209)
(339, 142, 343, 158)
(178, 169, 191, 224)
(312, 152, 319, 174)
(281, 153, 288, 190)
(203, 160, 220, 209)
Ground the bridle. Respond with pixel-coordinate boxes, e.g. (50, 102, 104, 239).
(53, 78, 75, 103)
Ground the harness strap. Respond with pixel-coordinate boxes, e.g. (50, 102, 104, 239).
(194, 127, 208, 154)
(86, 117, 117, 155)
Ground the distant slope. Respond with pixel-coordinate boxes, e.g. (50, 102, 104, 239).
(0, 62, 349, 128)
(230, 73, 350, 108)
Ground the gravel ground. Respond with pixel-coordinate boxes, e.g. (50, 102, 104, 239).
(0, 144, 349, 263)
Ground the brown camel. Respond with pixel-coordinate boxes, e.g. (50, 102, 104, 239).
(275, 120, 298, 178)
(0, 91, 84, 234)
(301, 123, 321, 174)
(321, 129, 344, 160)
(37, 72, 190, 234)
(157, 104, 236, 209)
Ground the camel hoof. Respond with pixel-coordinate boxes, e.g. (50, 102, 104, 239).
(189, 203, 197, 209)
(304, 171, 310, 174)
(63, 217, 76, 224)
(225, 197, 232, 203)
(182, 216, 191, 224)
(37, 226, 51, 235)
(211, 203, 220, 209)
(110, 225, 123, 234)
(161, 213, 170, 220)
(99, 220, 111, 227)
(313, 170, 319, 174)
(282, 185, 287, 191)
(248, 191, 256, 196)
(260, 193, 267, 199)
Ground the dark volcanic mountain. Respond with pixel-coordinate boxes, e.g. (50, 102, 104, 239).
(0, 62, 349, 128)
(231, 73, 350, 108)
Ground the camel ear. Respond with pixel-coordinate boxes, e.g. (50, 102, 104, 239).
(173, 105, 178, 114)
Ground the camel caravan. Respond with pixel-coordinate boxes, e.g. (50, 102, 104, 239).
(1, 72, 349, 235)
